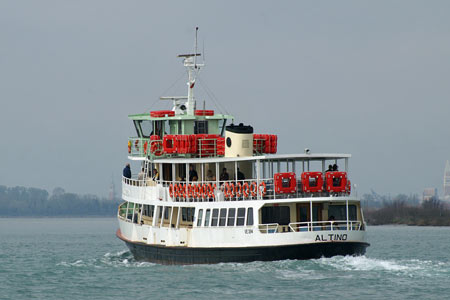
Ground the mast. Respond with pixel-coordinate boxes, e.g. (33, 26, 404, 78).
(177, 27, 204, 116)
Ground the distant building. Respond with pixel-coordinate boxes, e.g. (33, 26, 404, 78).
(109, 175, 116, 201)
(422, 188, 437, 202)
(444, 161, 450, 201)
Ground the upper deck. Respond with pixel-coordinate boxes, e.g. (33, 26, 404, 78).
(122, 152, 354, 205)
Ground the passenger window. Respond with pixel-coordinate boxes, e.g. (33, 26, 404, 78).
(204, 209, 211, 227)
(182, 207, 187, 221)
(188, 208, 195, 222)
(219, 208, 227, 226)
(211, 209, 219, 226)
(227, 208, 236, 226)
(246, 208, 253, 225)
(197, 209, 203, 226)
(164, 207, 171, 220)
(236, 208, 245, 226)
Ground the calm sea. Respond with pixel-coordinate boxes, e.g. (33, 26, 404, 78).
(0, 218, 448, 300)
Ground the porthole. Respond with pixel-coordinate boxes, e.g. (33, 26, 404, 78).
(226, 137, 232, 147)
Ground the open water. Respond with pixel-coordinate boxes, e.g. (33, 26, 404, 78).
(0, 218, 449, 300)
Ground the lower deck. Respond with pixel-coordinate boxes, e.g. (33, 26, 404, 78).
(117, 197, 367, 249)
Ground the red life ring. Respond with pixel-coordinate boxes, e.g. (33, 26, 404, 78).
(259, 182, 267, 197)
(150, 110, 175, 118)
(250, 182, 258, 197)
(242, 182, 250, 198)
(134, 140, 140, 151)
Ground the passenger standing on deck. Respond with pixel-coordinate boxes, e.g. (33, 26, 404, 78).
(138, 167, 145, 180)
(237, 168, 245, 180)
(152, 169, 159, 181)
(189, 165, 198, 182)
(123, 163, 131, 179)
(220, 168, 229, 181)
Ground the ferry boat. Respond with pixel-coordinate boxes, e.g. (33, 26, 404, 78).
(116, 31, 370, 264)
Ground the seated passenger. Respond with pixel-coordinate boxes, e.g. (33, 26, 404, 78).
(206, 169, 215, 181)
(123, 163, 131, 179)
(220, 168, 229, 181)
(332, 164, 339, 171)
(326, 165, 333, 172)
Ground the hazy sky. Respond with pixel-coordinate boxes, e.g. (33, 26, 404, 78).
(1, 1, 449, 197)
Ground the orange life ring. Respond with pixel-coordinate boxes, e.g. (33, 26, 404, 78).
(187, 184, 193, 198)
(250, 182, 258, 197)
(235, 182, 242, 197)
(223, 182, 230, 198)
(193, 184, 199, 198)
(174, 183, 179, 198)
(259, 181, 267, 197)
(169, 184, 174, 198)
(179, 183, 186, 199)
(242, 182, 250, 198)
(208, 183, 215, 198)
(229, 183, 235, 198)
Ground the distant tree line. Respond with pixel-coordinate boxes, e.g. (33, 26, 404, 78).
(363, 193, 450, 226)
(0, 185, 120, 217)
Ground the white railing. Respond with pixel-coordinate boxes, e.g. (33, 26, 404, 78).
(288, 220, 362, 232)
(258, 223, 279, 234)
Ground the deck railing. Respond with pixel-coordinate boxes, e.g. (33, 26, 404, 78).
(257, 220, 362, 234)
(122, 175, 352, 202)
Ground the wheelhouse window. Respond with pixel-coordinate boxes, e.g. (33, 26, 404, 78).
(194, 120, 208, 134)
(134, 120, 153, 138)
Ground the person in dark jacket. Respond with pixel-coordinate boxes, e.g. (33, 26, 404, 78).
(189, 165, 198, 182)
(237, 168, 245, 180)
(123, 163, 131, 179)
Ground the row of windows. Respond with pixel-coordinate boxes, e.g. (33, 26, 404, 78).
(143, 205, 195, 222)
(197, 208, 253, 227)
(131, 203, 254, 227)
